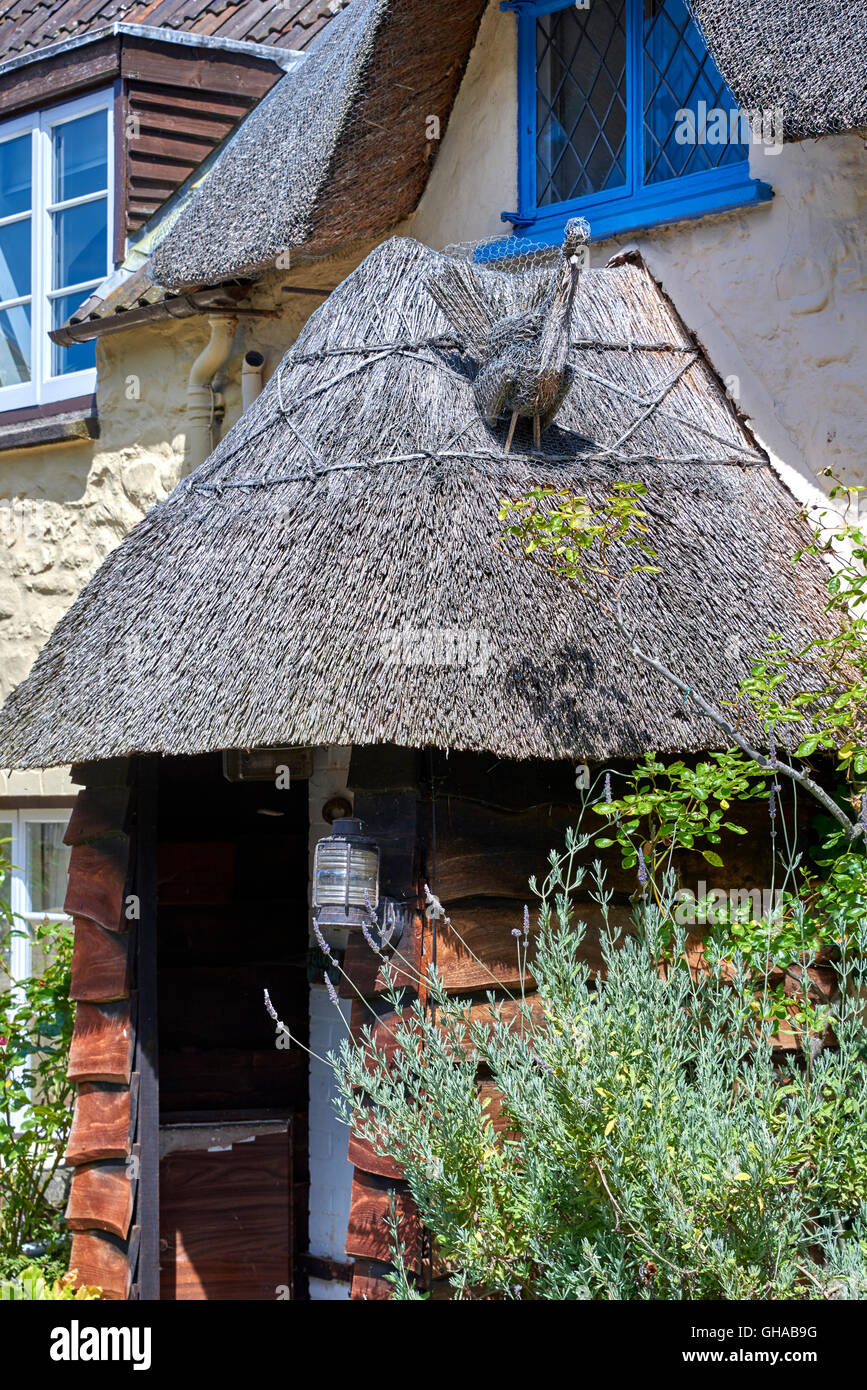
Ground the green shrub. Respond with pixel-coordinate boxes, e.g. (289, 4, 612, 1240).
(331, 838, 867, 1300)
(0, 850, 75, 1276)
(0, 1266, 103, 1301)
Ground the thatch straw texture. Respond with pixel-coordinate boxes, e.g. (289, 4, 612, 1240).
(148, 0, 487, 290)
(688, 0, 867, 140)
(0, 238, 835, 769)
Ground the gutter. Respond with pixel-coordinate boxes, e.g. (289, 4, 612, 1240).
(49, 287, 333, 346)
(0, 24, 309, 78)
(49, 288, 260, 346)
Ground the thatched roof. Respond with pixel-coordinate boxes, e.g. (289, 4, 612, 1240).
(148, 0, 487, 290)
(0, 237, 836, 770)
(688, 0, 867, 140)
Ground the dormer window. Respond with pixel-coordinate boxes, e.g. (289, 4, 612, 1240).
(0, 92, 113, 412)
(509, 0, 772, 242)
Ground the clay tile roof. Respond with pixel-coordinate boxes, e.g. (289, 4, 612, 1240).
(0, 0, 342, 61)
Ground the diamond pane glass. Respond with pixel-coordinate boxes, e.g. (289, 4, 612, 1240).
(643, 0, 747, 185)
(536, 0, 627, 206)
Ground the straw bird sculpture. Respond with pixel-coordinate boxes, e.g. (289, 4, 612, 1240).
(426, 217, 590, 451)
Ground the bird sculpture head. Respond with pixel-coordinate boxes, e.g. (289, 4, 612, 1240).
(562, 216, 591, 266)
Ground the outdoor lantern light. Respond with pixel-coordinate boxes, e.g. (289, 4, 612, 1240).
(312, 818, 380, 929)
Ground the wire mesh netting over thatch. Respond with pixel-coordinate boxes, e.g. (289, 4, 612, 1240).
(0, 237, 839, 769)
(687, 0, 867, 141)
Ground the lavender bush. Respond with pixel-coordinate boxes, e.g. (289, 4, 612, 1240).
(328, 834, 867, 1301)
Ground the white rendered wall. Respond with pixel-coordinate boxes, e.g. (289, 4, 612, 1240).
(306, 745, 354, 1300)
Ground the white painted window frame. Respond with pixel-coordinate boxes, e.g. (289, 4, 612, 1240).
(0, 89, 113, 413)
(1, 808, 72, 985)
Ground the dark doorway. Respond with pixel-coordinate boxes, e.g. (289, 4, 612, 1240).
(153, 752, 309, 1299)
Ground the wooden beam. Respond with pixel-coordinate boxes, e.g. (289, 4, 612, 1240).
(64, 786, 130, 846)
(64, 837, 131, 932)
(132, 756, 160, 1301)
(350, 1257, 395, 1302)
(68, 1231, 131, 1301)
(65, 1083, 133, 1165)
(0, 39, 120, 118)
(345, 1170, 421, 1270)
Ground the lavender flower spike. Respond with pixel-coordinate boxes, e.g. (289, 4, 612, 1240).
(362, 919, 384, 958)
(604, 772, 612, 804)
(637, 846, 648, 887)
(523, 904, 530, 942)
(323, 971, 339, 1006)
(313, 919, 336, 963)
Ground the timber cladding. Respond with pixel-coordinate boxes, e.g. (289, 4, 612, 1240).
(120, 41, 283, 236)
(63, 764, 136, 1300)
(340, 748, 795, 1300)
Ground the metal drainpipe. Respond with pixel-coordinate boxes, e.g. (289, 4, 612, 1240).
(184, 314, 237, 476)
(241, 349, 265, 410)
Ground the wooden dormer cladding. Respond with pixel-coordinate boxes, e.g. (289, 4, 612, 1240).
(120, 39, 283, 236)
(0, 33, 285, 250)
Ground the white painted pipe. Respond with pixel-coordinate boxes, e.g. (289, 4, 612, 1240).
(241, 349, 265, 410)
(185, 314, 237, 475)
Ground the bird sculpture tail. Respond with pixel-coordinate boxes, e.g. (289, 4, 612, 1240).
(424, 259, 497, 353)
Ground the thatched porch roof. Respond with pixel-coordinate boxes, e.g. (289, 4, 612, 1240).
(148, 0, 488, 290)
(0, 238, 835, 769)
(688, 0, 867, 141)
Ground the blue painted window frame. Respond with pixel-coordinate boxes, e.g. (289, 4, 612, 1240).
(503, 0, 772, 243)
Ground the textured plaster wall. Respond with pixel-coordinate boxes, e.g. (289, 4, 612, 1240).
(601, 132, 867, 505)
(405, 0, 518, 249)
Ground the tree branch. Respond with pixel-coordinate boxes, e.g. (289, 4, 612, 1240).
(609, 596, 861, 843)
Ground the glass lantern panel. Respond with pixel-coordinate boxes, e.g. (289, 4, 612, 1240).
(314, 843, 379, 907)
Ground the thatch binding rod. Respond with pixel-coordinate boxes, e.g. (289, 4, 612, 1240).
(188, 448, 769, 496)
(286, 336, 698, 364)
(599, 355, 699, 456)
